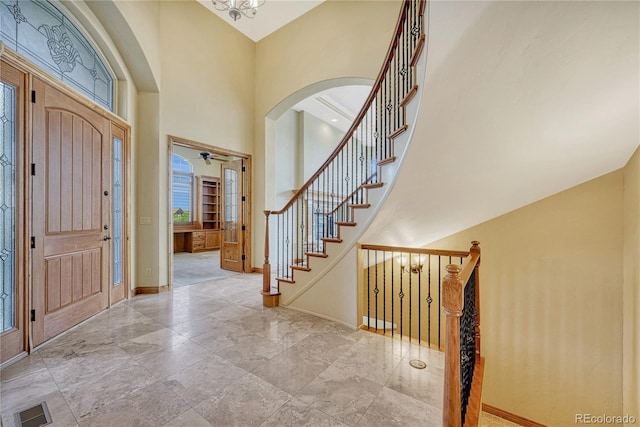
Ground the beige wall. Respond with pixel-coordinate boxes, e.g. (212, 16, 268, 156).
(173, 145, 222, 179)
(127, 0, 255, 288)
(426, 171, 624, 426)
(623, 147, 640, 418)
(254, 0, 401, 268)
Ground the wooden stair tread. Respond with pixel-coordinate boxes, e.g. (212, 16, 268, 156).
(400, 85, 418, 107)
(362, 182, 384, 189)
(377, 157, 396, 166)
(411, 34, 426, 67)
(291, 265, 311, 272)
(388, 125, 408, 140)
(335, 221, 356, 227)
(305, 252, 329, 258)
(321, 237, 342, 243)
(349, 204, 371, 209)
(261, 290, 281, 296)
(276, 277, 295, 284)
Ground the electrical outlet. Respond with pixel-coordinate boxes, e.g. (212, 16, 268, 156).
(144, 268, 151, 276)
(139, 217, 152, 225)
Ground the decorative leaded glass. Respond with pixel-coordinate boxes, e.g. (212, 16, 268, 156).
(112, 136, 123, 287)
(224, 169, 238, 243)
(0, 0, 115, 111)
(0, 81, 16, 333)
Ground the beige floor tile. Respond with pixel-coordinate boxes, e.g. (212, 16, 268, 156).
(297, 365, 383, 426)
(0, 272, 448, 427)
(259, 397, 348, 427)
(162, 354, 249, 406)
(193, 373, 291, 427)
(252, 347, 330, 395)
(357, 386, 441, 427)
(163, 409, 213, 427)
(78, 381, 189, 427)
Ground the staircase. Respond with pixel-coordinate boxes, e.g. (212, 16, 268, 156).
(262, 0, 429, 309)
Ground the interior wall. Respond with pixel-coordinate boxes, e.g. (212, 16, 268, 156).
(623, 147, 640, 418)
(117, 0, 255, 288)
(425, 171, 624, 427)
(254, 0, 401, 269)
(275, 109, 299, 209)
(135, 92, 162, 287)
(301, 111, 345, 182)
(173, 145, 223, 178)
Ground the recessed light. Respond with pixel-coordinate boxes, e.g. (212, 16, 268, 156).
(331, 119, 338, 122)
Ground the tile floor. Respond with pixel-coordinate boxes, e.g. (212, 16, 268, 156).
(0, 273, 518, 427)
(172, 251, 235, 288)
(1, 273, 446, 427)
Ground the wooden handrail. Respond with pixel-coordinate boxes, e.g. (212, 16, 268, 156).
(442, 241, 482, 426)
(360, 243, 470, 258)
(269, 0, 413, 215)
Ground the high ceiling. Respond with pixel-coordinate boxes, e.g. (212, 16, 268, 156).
(292, 85, 372, 133)
(198, 0, 325, 42)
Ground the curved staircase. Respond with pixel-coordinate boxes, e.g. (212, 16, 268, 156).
(262, 0, 429, 314)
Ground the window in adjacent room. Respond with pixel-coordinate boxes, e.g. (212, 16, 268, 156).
(172, 154, 194, 224)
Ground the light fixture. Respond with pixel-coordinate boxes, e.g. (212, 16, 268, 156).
(200, 152, 212, 165)
(212, 0, 266, 22)
(397, 254, 426, 274)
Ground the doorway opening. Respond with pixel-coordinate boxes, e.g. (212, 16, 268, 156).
(168, 136, 252, 289)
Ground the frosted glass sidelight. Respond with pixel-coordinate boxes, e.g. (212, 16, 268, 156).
(0, 81, 16, 333)
(224, 169, 238, 243)
(112, 137, 123, 287)
(0, 0, 114, 111)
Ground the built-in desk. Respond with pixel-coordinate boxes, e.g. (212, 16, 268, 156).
(173, 229, 220, 253)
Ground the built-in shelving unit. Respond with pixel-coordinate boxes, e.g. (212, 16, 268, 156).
(173, 176, 221, 253)
(201, 177, 221, 231)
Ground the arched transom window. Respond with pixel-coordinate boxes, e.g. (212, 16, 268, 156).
(1, 0, 115, 111)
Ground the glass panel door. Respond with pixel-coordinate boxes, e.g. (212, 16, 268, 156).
(0, 60, 25, 363)
(0, 80, 16, 334)
(113, 136, 123, 287)
(110, 124, 126, 305)
(220, 159, 244, 272)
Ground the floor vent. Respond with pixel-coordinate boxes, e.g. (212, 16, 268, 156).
(15, 402, 52, 427)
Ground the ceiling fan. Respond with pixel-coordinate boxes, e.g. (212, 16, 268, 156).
(197, 151, 234, 165)
(200, 152, 213, 165)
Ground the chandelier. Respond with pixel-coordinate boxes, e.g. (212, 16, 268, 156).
(212, 0, 266, 22)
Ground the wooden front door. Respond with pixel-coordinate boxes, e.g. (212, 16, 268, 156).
(31, 78, 110, 346)
(220, 159, 244, 272)
(0, 61, 27, 363)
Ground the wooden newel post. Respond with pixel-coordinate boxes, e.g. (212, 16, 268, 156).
(262, 210, 279, 307)
(470, 241, 481, 362)
(443, 264, 464, 427)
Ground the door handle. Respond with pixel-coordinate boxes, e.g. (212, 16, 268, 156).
(103, 236, 112, 241)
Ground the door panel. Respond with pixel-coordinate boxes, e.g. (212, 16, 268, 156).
(220, 159, 244, 272)
(32, 77, 110, 346)
(0, 61, 26, 363)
